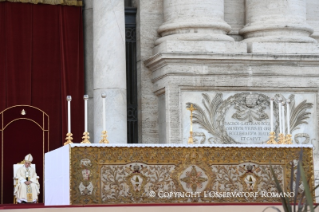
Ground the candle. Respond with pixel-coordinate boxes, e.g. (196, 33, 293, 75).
(278, 101, 282, 134)
(101, 93, 106, 131)
(282, 103, 285, 135)
(287, 100, 290, 134)
(66, 96, 72, 133)
(270, 97, 274, 132)
(84, 95, 89, 132)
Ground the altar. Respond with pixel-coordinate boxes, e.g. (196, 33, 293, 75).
(44, 144, 314, 206)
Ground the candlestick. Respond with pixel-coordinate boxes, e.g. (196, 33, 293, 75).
(286, 100, 290, 134)
(278, 101, 282, 134)
(99, 93, 109, 144)
(67, 96, 72, 133)
(64, 96, 73, 146)
(277, 100, 285, 144)
(270, 98, 274, 132)
(187, 104, 196, 144)
(102, 93, 106, 131)
(81, 95, 91, 144)
(285, 99, 292, 144)
(84, 95, 88, 132)
(266, 97, 277, 144)
(282, 103, 285, 136)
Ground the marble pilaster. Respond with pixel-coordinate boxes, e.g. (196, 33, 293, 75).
(155, 0, 234, 45)
(240, 0, 316, 43)
(93, 0, 127, 143)
(84, 0, 94, 142)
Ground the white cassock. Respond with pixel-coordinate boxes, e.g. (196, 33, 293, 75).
(14, 165, 40, 203)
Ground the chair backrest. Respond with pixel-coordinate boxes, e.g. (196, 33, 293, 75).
(13, 164, 36, 185)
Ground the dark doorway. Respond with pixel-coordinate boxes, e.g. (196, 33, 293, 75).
(125, 8, 138, 143)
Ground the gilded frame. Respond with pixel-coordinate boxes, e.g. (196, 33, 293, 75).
(0, 105, 49, 204)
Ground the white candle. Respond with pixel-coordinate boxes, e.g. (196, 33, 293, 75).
(278, 101, 282, 134)
(282, 103, 285, 135)
(287, 100, 290, 134)
(101, 93, 106, 131)
(270, 98, 274, 132)
(66, 96, 72, 133)
(84, 95, 89, 132)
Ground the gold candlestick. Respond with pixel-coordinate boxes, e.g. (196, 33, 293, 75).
(64, 132, 73, 145)
(187, 104, 196, 144)
(99, 130, 109, 144)
(266, 131, 277, 144)
(277, 133, 285, 144)
(285, 134, 292, 144)
(81, 132, 91, 144)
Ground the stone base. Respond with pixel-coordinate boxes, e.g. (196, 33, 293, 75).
(247, 42, 319, 54)
(153, 40, 247, 55)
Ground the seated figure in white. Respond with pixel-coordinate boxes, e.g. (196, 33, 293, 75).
(14, 154, 40, 203)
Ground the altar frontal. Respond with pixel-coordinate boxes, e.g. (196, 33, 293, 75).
(45, 144, 314, 205)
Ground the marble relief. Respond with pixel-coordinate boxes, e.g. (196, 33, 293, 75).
(182, 91, 316, 147)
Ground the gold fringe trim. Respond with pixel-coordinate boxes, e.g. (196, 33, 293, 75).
(0, 0, 82, 6)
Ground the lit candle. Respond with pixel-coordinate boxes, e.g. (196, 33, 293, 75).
(278, 101, 282, 134)
(282, 103, 285, 135)
(287, 99, 290, 134)
(101, 93, 106, 131)
(84, 95, 89, 132)
(66, 96, 72, 133)
(270, 97, 274, 132)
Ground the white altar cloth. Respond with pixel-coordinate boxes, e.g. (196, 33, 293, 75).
(44, 143, 313, 206)
(45, 145, 70, 206)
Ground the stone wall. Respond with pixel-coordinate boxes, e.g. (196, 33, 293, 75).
(135, 0, 163, 143)
(84, 0, 319, 144)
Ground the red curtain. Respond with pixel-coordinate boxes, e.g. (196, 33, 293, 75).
(0, 2, 84, 203)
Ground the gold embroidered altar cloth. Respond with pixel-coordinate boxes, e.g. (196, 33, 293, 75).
(44, 144, 314, 205)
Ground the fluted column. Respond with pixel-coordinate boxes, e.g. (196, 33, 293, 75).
(155, 0, 234, 45)
(240, 0, 316, 43)
(93, 0, 127, 143)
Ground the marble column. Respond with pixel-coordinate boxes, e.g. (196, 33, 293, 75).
(93, 0, 127, 143)
(84, 0, 94, 142)
(240, 0, 316, 43)
(155, 0, 234, 45)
